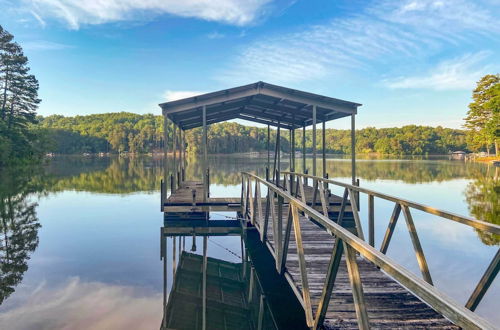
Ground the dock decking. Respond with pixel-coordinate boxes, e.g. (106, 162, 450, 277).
(257, 201, 456, 329)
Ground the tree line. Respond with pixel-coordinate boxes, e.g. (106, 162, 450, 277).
(38, 113, 468, 155)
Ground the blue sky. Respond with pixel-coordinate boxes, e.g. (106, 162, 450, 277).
(1, 0, 499, 129)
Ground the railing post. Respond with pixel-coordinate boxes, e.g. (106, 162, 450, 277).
(368, 194, 374, 247)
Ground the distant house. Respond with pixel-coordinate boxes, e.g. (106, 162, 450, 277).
(451, 151, 466, 160)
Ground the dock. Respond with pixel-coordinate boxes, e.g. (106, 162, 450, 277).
(158, 82, 499, 329)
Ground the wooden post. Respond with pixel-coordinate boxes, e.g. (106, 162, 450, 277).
(202, 105, 208, 201)
(267, 124, 270, 174)
(322, 120, 326, 178)
(179, 128, 183, 182)
(351, 114, 356, 185)
(291, 126, 295, 196)
(163, 115, 169, 202)
(312, 105, 317, 177)
(202, 236, 208, 330)
(162, 233, 168, 328)
(277, 122, 281, 182)
(302, 124, 306, 173)
(173, 124, 177, 191)
(368, 195, 375, 247)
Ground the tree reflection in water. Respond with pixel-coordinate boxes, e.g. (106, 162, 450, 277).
(465, 165, 500, 246)
(0, 166, 43, 304)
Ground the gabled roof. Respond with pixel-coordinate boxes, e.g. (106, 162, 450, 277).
(159, 81, 361, 130)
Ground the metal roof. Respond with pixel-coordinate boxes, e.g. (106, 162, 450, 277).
(159, 81, 361, 130)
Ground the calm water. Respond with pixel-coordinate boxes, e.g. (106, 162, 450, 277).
(0, 155, 498, 329)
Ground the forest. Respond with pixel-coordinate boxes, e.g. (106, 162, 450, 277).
(37, 112, 468, 156)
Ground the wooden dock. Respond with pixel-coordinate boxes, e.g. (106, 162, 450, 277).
(160, 172, 498, 329)
(163, 181, 241, 219)
(259, 203, 456, 329)
(239, 172, 497, 329)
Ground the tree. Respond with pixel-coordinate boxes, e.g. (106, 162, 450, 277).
(0, 25, 41, 165)
(464, 74, 500, 155)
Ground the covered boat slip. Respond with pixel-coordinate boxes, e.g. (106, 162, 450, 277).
(160, 81, 360, 214)
(159, 83, 499, 329)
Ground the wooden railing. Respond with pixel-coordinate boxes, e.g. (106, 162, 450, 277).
(240, 171, 497, 330)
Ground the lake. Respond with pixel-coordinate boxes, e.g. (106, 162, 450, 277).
(0, 155, 498, 329)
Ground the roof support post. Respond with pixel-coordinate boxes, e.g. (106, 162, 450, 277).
(291, 126, 295, 196)
(351, 114, 356, 185)
(203, 105, 208, 201)
(312, 105, 317, 177)
(173, 123, 177, 191)
(277, 122, 281, 185)
(178, 127, 182, 184)
(163, 116, 169, 203)
(322, 120, 326, 179)
(302, 124, 306, 174)
(267, 124, 270, 179)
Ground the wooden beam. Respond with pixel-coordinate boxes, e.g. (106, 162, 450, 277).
(466, 249, 500, 311)
(344, 242, 370, 329)
(313, 237, 344, 329)
(237, 114, 294, 130)
(401, 204, 433, 285)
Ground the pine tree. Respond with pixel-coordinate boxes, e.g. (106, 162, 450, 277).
(0, 25, 41, 164)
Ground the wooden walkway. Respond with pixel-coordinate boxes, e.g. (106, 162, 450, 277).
(260, 202, 456, 329)
(239, 172, 497, 329)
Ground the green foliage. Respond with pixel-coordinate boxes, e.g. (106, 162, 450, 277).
(464, 74, 500, 155)
(0, 25, 42, 166)
(38, 112, 468, 156)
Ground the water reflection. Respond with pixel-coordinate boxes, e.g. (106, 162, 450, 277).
(465, 166, 500, 245)
(0, 166, 43, 304)
(0, 155, 498, 328)
(0, 277, 162, 329)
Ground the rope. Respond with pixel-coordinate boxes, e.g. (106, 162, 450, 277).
(211, 212, 247, 221)
(208, 238, 242, 259)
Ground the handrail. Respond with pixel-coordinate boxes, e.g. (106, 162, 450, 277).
(282, 171, 500, 234)
(240, 172, 495, 330)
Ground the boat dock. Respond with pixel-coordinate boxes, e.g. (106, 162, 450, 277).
(158, 82, 499, 329)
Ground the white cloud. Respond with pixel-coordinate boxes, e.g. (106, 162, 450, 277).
(25, 0, 272, 29)
(0, 278, 162, 330)
(22, 40, 72, 51)
(30, 10, 47, 27)
(219, 0, 500, 84)
(164, 90, 206, 101)
(207, 31, 225, 39)
(384, 52, 494, 90)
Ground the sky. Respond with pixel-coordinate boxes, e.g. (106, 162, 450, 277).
(0, 0, 499, 129)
